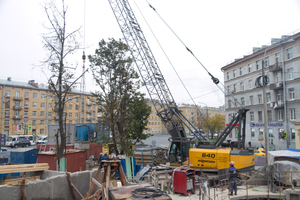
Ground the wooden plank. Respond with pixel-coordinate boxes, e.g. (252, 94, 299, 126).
(66, 173, 84, 199)
(92, 177, 102, 189)
(0, 166, 49, 174)
(66, 173, 76, 200)
(0, 163, 49, 170)
(105, 163, 111, 200)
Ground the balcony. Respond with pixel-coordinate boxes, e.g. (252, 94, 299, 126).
(270, 101, 284, 109)
(269, 64, 282, 72)
(13, 106, 23, 110)
(86, 102, 92, 106)
(13, 115, 22, 120)
(86, 117, 92, 121)
(13, 96, 23, 101)
(270, 82, 283, 90)
(86, 110, 92, 114)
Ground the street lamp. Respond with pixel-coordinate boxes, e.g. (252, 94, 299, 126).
(263, 38, 294, 163)
(198, 102, 209, 138)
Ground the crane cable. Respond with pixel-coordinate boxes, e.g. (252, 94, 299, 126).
(144, 0, 243, 109)
(133, 0, 209, 126)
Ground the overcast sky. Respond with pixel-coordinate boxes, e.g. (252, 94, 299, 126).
(1, 0, 300, 107)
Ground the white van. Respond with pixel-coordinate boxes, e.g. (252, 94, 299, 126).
(5, 136, 20, 146)
(37, 135, 48, 144)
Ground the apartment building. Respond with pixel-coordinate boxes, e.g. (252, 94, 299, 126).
(0, 78, 98, 138)
(145, 100, 225, 134)
(221, 31, 300, 150)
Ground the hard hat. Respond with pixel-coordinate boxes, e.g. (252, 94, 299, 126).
(100, 153, 102, 155)
(230, 161, 235, 165)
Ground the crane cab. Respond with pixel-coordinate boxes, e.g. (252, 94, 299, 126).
(168, 138, 194, 166)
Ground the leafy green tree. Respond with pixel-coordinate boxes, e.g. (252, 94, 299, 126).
(208, 114, 225, 136)
(88, 38, 151, 155)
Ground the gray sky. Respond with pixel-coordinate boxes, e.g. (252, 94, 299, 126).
(1, 0, 300, 107)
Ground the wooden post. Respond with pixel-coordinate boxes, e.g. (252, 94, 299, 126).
(86, 162, 102, 197)
(66, 172, 84, 199)
(105, 163, 111, 200)
(21, 178, 27, 200)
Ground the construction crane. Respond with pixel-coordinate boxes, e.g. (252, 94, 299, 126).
(108, 0, 254, 173)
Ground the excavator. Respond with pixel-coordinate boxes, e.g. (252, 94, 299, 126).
(107, 0, 254, 174)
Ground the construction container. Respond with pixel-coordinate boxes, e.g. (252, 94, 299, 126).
(0, 157, 8, 164)
(10, 149, 39, 164)
(173, 167, 195, 196)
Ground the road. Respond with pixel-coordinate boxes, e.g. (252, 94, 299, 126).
(142, 134, 171, 148)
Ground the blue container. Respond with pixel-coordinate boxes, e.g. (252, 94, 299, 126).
(0, 173, 20, 178)
(0, 158, 8, 164)
(10, 149, 39, 164)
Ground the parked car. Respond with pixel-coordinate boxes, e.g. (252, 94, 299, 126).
(37, 136, 48, 144)
(254, 148, 266, 156)
(0, 147, 7, 152)
(10, 139, 31, 148)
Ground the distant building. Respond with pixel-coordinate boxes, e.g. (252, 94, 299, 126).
(0, 78, 98, 138)
(221, 32, 300, 150)
(145, 99, 225, 134)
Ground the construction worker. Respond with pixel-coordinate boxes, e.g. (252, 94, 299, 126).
(110, 150, 116, 159)
(228, 161, 238, 196)
(103, 152, 109, 160)
(98, 153, 104, 164)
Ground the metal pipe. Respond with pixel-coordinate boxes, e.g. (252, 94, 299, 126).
(281, 45, 289, 148)
(263, 49, 269, 164)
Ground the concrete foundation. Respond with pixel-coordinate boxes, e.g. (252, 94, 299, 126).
(0, 169, 102, 200)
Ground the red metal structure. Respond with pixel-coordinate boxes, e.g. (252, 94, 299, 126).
(173, 168, 195, 196)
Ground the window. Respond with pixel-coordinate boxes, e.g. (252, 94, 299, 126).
(14, 120, 19, 125)
(81, 113, 84, 118)
(251, 128, 255, 138)
(15, 91, 20, 97)
(4, 120, 9, 126)
(32, 120, 36, 126)
(41, 111, 45, 117)
(291, 128, 295, 141)
(276, 72, 281, 83)
(227, 72, 230, 80)
(288, 68, 294, 80)
(33, 102, 37, 108)
(278, 110, 283, 121)
(267, 110, 272, 121)
(75, 105, 79, 110)
(266, 92, 271, 103)
(75, 113, 78, 118)
(258, 111, 262, 121)
(76, 97, 79, 102)
(234, 99, 238, 107)
(14, 110, 20, 117)
(69, 96, 73, 102)
(93, 106, 95, 111)
(256, 60, 260, 70)
(239, 82, 244, 92)
(228, 100, 231, 109)
(24, 111, 28, 117)
(33, 93, 37, 99)
(32, 111, 37, 117)
(25, 92, 29, 99)
(275, 53, 280, 67)
(24, 101, 29, 108)
(241, 97, 245, 106)
(81, 98, 84, 103)
(289, 88, 295, 100)
(40, 129, 44, 134)
(48, 95, 52, 100)
(290, 109, 296, 120)
(259, 128, 263, 136)
(227, 86, 231, 93)
(258, 94, 262, 104)
(24, 120, 28, 124)
(5, 100, 10, 108)
(5, 110, 9, 117)
(250, 112, 254, 121)
(69, 120, 72, 124)
(248, 64, 252, 73)
(48, 112, 52, 117)
(49, 103, 52, 109)
(41, 94, 45, 99)
(40, 120, 44, 126)
(250, 96, 253, 105)
(5, 90, 10, 97)
(287, 48, 293, 60)
(249, 80, 253, 89)
(69, 104, 72, 110)
(265, 57, 269, 67)
(240, 67, 243, 76)
(69, 113, 72, 118)
(41, 102, 45, 108)
(233, 84, 237, 92)
(277, 91, 282, 102)
(15, 101, 20, 107)
(233, 70, 236, 78)
(48, 120, 52, 125)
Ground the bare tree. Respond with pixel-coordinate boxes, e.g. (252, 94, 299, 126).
(41, 0, 85, 170)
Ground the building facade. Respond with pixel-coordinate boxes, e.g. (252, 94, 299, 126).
(0, 78, 98, 138)
(145, 100, 225, 134)
(221, 32, 300, 150)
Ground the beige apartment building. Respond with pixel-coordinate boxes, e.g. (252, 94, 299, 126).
(0, 78, 98, 138)
(145, 100, 225, 134)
